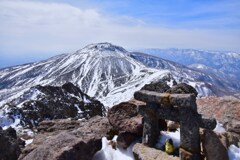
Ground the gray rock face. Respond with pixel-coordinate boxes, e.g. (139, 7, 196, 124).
(19, 116, 112, 160)
(0, 127, 25, 160)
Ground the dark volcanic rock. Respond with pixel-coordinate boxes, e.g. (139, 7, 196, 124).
(19, 116, 112, 160)
(141, 81, 170, 93)
(0, 127, 25, 160)
(0, 82, 106, 129)
(166, 83, 198, 97)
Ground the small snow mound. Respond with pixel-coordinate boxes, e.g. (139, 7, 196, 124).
(213, 121, 226, 133)
(228, 145, 240, 160)
(93, 136, 135, 160)
(21, 138, 33, 146)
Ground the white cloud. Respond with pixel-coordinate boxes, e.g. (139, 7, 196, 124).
(0, 0, 239, 59)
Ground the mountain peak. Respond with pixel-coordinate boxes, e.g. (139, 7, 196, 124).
(77, 42, 128, 57)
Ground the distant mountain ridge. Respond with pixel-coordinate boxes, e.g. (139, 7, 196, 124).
(138, 48, 240, 80)
(0, 43, 240, 108)
(130, 52, 240, 97)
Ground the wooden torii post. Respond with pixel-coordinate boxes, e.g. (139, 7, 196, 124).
(134, 90, 217, 160)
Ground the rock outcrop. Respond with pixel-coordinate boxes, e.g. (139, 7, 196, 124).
(19, 116, 111, 160)
(0, 82, 106, 130)
(0, 127, 25, 160)
(197, 96, 240, 137)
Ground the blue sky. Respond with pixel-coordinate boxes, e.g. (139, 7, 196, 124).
(0, 0, 239, 68)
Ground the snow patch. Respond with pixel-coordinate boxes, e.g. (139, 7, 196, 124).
(93, 136, 135, 160)
(83, 96, 91, 103)
(228, 145, 240, 160)
(21, 138, 33, 146)
(213, 121, 226, 133)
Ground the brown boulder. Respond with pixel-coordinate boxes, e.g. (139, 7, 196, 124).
(107, 102, 143, 135)
(19, 116, 112, 160)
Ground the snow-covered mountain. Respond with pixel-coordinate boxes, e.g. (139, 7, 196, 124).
(0, 43, 239, 108)
(0, 43, 170, 107)
(138, 48, 240, 80)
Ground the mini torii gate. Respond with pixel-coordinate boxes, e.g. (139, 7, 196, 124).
(134, 90, 217, 160)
